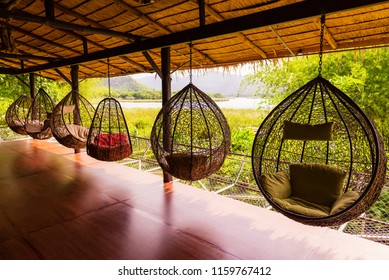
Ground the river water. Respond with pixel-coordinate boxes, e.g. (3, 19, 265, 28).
(120, 98, 269, 110)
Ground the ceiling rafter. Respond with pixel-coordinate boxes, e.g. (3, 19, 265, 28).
(113, 0, 215, 65)
(39, 0, 151, 73)
(14, 39, 95, 76)
(269, 26, 295, 56)
(0, 9, 143, 41)
(189, 0, 268, 59)
(1, 0, 387, 76)
(8, 25, 122, 75)
(0, 52, 51, 61)
(313, 18, 338, 49)
(4, 0, 22, 11)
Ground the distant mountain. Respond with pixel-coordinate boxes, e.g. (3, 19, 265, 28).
(100, 71, 258, 97)
(132, 71, 250, 97)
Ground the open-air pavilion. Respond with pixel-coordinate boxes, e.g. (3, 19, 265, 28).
(0, 0, 389, 259)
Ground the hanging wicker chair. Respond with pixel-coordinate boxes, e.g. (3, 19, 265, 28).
(150, 83, 231, 181)
(25, 88, 55, 140)
(51, 91, 95, 149)
(6, 94, 32, 135)
(86, 97, 132, 161)
(252, 75, 387, 226)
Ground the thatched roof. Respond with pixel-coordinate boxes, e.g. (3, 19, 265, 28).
(0, 0, 388, 80)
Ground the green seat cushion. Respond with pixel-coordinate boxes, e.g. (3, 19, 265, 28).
(283, 121, 333, 141)
(273, 196, 331, 217)
(289, 163, 346, 207)
(330, 191, 359, 215)
(259, 171, 291, 199)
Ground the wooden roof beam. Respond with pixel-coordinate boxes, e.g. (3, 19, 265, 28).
(114, 0, 215, 64)
(270, 26, 295, 56)
(313, 18, 338, 49)
(57, 27, 150, 72)
(113, 0, 170, 34)
(0, 9, 143, 41)
(35, 0, 151, 72)
(190, 0, 267, 59)
(10, 0, 389, 74)
(15, 75, 29, 88)
(44, 0, 55, 20)
(44, 0, 107, 30)
(54, 68, 71, 84)
(142, 51, 162, 78)
(9, 25, 121, 75)
(198, 0, 206, 27)
(4, 0, 22, 10)
(0, 52, 52, 61)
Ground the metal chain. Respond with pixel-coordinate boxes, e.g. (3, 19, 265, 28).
(107, 57, 111, 97)
(318, 14, 325, 76)
(189, 41, 193, 84)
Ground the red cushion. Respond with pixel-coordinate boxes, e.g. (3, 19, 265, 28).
(94, 133, 128, 147)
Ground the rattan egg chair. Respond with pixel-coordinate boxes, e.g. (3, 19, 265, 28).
(251, 16, 387, 227)
(51, 91, 95, 149)
(25, 88, 55, 140)
(86, 97, 132, 161)
(6, 94, 32, 135)
(151, 82, 231, 181)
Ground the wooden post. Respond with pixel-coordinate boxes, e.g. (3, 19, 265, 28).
(71, 64, 81, 154)
(29, 73, 37, 119)
(161, 47, 173, 185)
(29, 73, 36, 99)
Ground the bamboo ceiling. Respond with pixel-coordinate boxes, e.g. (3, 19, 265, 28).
(0, 0, 388, 81)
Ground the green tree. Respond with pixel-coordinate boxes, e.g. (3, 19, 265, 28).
(241, 48, 389, 143)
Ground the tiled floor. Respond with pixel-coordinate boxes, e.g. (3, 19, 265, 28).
(0, 139, 389, 260)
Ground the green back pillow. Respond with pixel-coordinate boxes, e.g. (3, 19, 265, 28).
(289, 163, 346, 207)
(259, 170, 292, 199)
(283, 121, 333, 141)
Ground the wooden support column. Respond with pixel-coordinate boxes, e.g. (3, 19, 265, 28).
(29, 73, 37, 119)
(161, 47, 173, 185)
(70, 64, 81, 154)
(198, 0, 206, 27)
(29, 73, 36, 99)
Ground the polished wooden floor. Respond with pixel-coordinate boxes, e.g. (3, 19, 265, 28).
(0, 139, 389, 260)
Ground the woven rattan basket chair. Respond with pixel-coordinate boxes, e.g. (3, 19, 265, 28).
(151, 83, 231, 181)
(252, 75, 387, 226)
(25, 88, 55, 140)
(51, 91, 95, 149)
(6, 94, 32, 135)
(86, 97, 132, 161)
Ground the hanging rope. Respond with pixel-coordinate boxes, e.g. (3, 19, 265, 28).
(318, 14, 325, 76)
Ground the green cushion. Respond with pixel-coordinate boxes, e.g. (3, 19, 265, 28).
(259, 171, 291, 199)
(273, 196, 330, 217)
(289, 163, 346, 207)
(283, 121, 333, 141)
(330, 191, 359, 214)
